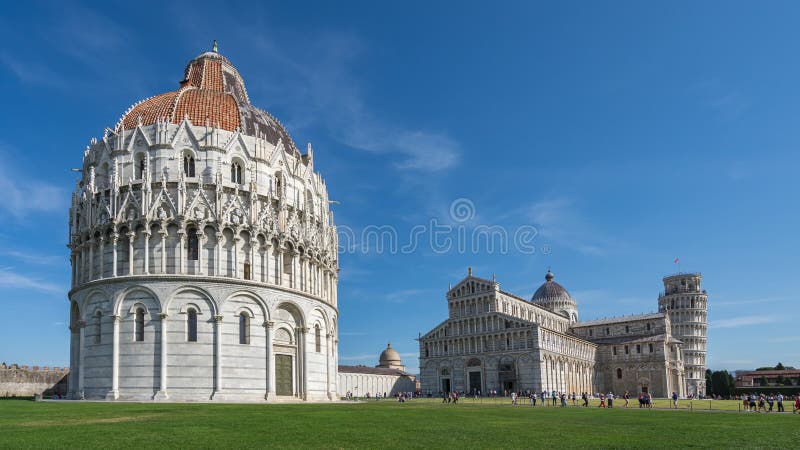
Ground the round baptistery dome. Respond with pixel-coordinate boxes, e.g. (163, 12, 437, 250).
(66, 44, 340, 403)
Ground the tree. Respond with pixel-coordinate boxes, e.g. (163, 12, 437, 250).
(705, 369, 713, 395)
(783, 378, 794, 386)
(775, 362, 785, 370)
(759, 376, 768, 387)
(710, 370, 735, 396)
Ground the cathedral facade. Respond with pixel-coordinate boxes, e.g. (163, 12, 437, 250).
(67, 45, 339, 401)
(419, 269, 708, 398)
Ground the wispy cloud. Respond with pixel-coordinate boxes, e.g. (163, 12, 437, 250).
(240, 28, 460, 171)
(0, 53, 67, 88)
(0, 152, 65, 218)
(709, 315, 775, 329)
(0, 267, 64, 294)
(522, 197, 616, 256)
(3, 250, 64, 266)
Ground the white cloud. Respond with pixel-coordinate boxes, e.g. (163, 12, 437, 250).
(0, 267, 64, 295)
(710, 315, 774, 329)
(0, 157, 65, 219)
(240, 29, 460, 172)
(4, 250, 64, 266)
(523, 197, 615, 256)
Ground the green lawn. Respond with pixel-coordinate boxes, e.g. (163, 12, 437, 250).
(1, 399, 798, 449)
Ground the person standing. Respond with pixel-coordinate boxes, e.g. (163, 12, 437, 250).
(623, 391, 630, 408)
(607, 392, 614, 408)
(599, 393, 606, 408)
(672, 391, 679, 409)
(582, 392, 588, 407)
(511, 391, 517, 405)
(777, 393, 784, 412)
(794, 395, 800, 413)
(768, 395, 775, 412)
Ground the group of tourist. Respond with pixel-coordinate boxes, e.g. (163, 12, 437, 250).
(741, 393, 800, 413)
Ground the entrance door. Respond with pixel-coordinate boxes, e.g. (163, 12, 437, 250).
(503, 381, 515, 393)
(275, 354, 293, 396)
(441, 378, 451, 393)
(469, 371, 482, 395)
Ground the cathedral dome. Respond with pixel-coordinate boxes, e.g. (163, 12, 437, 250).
(531, 270, 573, 303)
(115, 43, 300, 156)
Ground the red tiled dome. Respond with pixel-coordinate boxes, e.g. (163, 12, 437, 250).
(116, 48, 299, 155)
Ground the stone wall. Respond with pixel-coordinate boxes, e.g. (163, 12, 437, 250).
(0, 363, 69, 397)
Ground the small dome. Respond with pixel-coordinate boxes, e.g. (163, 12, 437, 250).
(531, 271, 573, 304)
(115, 44, 300, 156)
(378, 343, 401, 365)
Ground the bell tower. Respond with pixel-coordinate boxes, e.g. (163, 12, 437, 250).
(658, 273, 708, 397)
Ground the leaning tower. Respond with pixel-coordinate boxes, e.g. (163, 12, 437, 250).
(658, 273, 708, 397)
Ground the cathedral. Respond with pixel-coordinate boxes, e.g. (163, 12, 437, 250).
(67, 44, 339, 401)
(418, 269, 708, 398)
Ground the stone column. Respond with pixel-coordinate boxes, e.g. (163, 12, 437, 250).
(160, 230, 167, 274)
(197, 233, 205, 275)
(77, 320, 86, 399)
(260, 244, 268, 283)
(98, 236, 105, 279)
(179, 230, 186, 274)
(213, 314, 224, 399)
(154, 312, 169, 400)
(276, 247, 284, 286)
(106, 315, 120, 400)
(326, 332, 334, 400)
(233, 235, 241, 278)
(112, 234, 118, 277)
(265, 321, 274, 400)
(143, 230, 151, 274)
(299, 327, 308, 399)
(215, 232, 223, 277)
(88, 239, 94, 280)
(68, 323, 79, 398)
(127, 231, 135, 275)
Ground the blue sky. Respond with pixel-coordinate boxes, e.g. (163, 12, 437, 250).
(0, 1, 798, 374)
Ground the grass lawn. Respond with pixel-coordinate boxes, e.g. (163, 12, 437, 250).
(1, 398, 798, 449)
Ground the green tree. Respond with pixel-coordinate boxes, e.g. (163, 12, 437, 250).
(710, 370, 735, 396)
(705, 369, 713, 395)
(783, 378, 794, 386)
(759, 376, 768, 387)
(775, 362, 785, 370)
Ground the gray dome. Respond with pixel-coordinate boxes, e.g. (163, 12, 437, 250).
(531, 271, 574, 304)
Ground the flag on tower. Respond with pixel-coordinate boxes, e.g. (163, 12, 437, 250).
(674, 257, 680, 264)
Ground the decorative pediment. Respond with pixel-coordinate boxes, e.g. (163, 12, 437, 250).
(170, 118, 201, 150)
(147, 186, 179, 221)
(220, 192, 251, 226)
(183, 187, 216, 222)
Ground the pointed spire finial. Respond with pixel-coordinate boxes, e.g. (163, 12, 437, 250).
(212, 40, 218, 53)
(468, 266, 472, 276)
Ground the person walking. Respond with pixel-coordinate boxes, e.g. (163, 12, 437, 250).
(672, 391, 679, 409)
(607, 392, 614, 408)
(561, 392, 567, 407)
(510, 391, 517, 406)
(599, 393, 606, 408)
(582, 392, 588, 407)
(623, 391, 630, 408)
(529, 392, 536, 406)
(552, 390, 558, 406)
(794, 395, 800, 413)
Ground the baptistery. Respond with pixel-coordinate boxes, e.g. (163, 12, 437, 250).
(67, 44, 339, 401)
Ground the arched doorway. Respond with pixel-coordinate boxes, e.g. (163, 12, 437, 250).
(466, 358, 482, 395)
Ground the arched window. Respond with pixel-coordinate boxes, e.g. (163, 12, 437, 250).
(275, 173, 283, 195)
(625, 325, 630, 333)
(94, 312, 102, 344)
(315, 325, 321, 353)
(231, 161, 243, 184)
(243, 262, 251, 280)
(648, 343, 654, 353)
(187, 228, 199, 261)
(616, 368, 622, 379)
(136, 154, 146, 179)
(135, 308, 145, 342)
(183, 155, 195, 177)
(239, 313, 250, 345)
(187, 308, 198, 342)
(646, 322, 651, 331)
